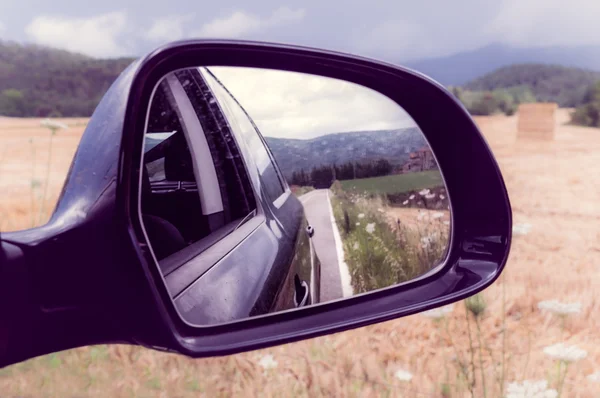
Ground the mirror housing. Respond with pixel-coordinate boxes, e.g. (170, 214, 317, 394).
(0, 40, 511, 367)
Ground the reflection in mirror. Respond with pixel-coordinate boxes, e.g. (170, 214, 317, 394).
(139, 66, 450, 326)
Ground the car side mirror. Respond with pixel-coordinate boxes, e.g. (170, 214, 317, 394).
(0, 40, 511, 367)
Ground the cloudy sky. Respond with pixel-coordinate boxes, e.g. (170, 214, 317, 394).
(1, 0, 600, 61)
(206, 67, 416, 138)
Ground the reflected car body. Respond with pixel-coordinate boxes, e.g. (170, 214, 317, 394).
(142, 67, 322, 325)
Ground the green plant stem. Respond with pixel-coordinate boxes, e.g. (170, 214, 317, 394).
(557, 362, 569, 398)
(522, 330, 532, 380)
(38, 129, 55, 225)
(483, 343, 502, 392)
(554, 360, 562, 391)
(437, 321, 449, 385)
(444, 317, 474, 397)
(464, 303, 477, 392)
(474, 318, 487, 398)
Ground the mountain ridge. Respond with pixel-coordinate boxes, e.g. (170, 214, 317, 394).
(264, 127, 426, 178)
(405, 42, 600, 86)
(3, 40, 600, 116)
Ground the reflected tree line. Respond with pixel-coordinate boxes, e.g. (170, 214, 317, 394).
(288, 158, 393, 188)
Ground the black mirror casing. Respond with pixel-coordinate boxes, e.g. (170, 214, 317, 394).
(0, 40, 511, 367)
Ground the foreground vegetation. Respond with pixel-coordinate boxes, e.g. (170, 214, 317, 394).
(463, 64, 600, 108)
(330, 181, 449, 293)
(571, 81, 600, 128)
(451, 64, 600, 118)
(451, 85, 536, 116)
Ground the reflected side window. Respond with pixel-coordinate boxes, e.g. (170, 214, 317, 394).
(140, 72, 257, 269)
(200, 67, 287, 203)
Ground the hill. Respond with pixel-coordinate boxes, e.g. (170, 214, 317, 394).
(463, 64, 600, 107)
(265, 128, 426, 179)
(0, 41, 134, 117)
(405, 43, 600, 86)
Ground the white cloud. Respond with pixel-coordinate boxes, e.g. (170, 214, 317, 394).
(193, 7, 306, 39)
(207, 67, 417, 139)
(144, 14, 195, 43)
(0, 21, 5, 35)
(488, 0, 600, 47)
(25, 11, 130, 58)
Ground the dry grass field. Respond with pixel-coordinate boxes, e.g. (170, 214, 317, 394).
(1, 109, 600, 397)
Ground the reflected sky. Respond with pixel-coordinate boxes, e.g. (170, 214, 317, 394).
(208, 67, 418, 139)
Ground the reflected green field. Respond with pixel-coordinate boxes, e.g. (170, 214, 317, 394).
(339, 170, 443, 194)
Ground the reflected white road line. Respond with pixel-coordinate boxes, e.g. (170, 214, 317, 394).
(326, 190, 354, 298)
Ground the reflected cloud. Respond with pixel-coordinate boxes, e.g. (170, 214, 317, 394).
(208, 66, 417, 139)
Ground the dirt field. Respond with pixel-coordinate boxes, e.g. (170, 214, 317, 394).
(1, 110, 600, 397)
(0, 117, 87, 230)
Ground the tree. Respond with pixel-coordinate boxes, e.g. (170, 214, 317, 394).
(289, 171, 299, 186)
(298, 169, 309, 186)
(571, 81, 600, 127)
(310, 165, 334, 188)
(450, 86, 462, 100)
(0, 89, 26, 116)
(468, 92, 501, 116)
(374, 159, 392, 176)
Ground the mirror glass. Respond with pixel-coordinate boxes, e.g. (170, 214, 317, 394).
(139, 66, 451, 326)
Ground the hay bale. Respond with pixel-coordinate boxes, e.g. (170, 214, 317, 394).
(517, 103, 557, 140)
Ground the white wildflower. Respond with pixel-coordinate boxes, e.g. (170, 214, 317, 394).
(425, 193, 436, 199)
(538, 300, 581, 316)
(543, 343, 587, 362)
(356, 222, 360, 226)
(587, 371, 600, 382)
(513, 223, 532, 236)
(439, 194, 445, 200)
(365, 223, 375, 234)
(409, 195, 415, 200)
(41, 118, 68, 130)
(422, 305, 454, 319)
(418, 189, 430, 196)
(506, 380, 557, 398)
(432, 212, 444, 219)
(394, 369, 413, 382)
(352, 242, 359, 250)
(420, 235, 435, 248)
(358, 213, 365, 219)
(402, 200, 409, 205)
(258, 354, 278, 370)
